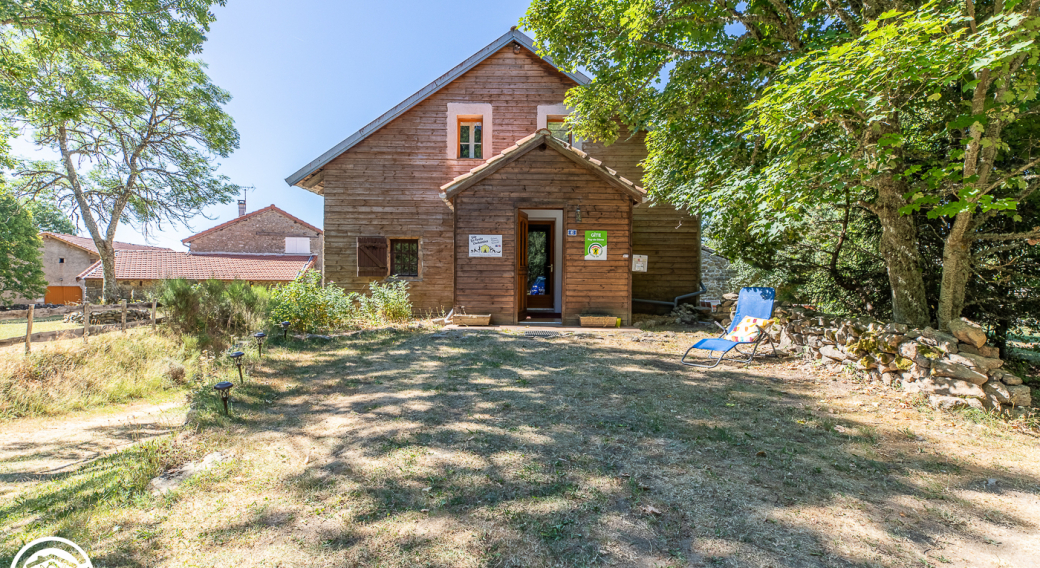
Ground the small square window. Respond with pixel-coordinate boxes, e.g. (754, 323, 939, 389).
(390, 239, 419, 277)
(459, 120, 482, 159)
(58, 258, 65, 264)
(547, 118, 572, 144)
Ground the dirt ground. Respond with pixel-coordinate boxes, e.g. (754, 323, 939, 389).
(0, 398, 187, 497)
(1, 326, 1039, 567)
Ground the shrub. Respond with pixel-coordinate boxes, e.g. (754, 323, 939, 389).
(269, 271, 353, 333)
(268, 274, 414, 333)
(158, 279, 270, 348)
(355, 280, 412, 324)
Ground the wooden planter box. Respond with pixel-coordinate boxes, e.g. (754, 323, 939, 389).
(454, 314, 491, 326)
(580, 316, 619, 328)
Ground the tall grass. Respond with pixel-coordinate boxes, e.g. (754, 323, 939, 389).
(0, 331, 199, 420)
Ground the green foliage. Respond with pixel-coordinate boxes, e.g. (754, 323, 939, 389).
(355, 280, 413, 324)
(269, 274, 414, 333)
(158, 279, 270, 348)
(0, 188, 46, 305)
(4, 1, 241, 301)
(269, 272, 354, 333)
(524, 0, 1040, 328)
(20, 193, 76, 233)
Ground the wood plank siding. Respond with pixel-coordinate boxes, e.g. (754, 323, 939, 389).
(317, 42, 700, 315)
(322, 47, 575, 311)
(453, 148, 633, 325)
(585, 131, 702, 303)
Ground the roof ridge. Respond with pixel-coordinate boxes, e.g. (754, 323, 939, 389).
(182, 204, 322, 243)
(285, 29, 589, 190)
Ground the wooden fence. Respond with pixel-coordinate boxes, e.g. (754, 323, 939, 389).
(0, 301, 160, 353)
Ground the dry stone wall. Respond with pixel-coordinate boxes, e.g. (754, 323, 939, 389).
(700, 247, 736, 304)
(760, 306, 1032, 412)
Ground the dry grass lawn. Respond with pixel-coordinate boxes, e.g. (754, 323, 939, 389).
(2, 326, 1039, 567)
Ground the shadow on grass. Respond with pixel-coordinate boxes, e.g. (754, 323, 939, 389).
(5, 328, 1039, 567)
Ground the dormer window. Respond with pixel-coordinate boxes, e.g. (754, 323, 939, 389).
(459, 120, 483, 159)
(547, 118, 572, 145)
(537, 104, 581, 150)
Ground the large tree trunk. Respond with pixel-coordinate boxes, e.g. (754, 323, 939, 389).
(937, 212, 974, 330)
(96, 240, 119, 303)
(874, 182, 931, 328)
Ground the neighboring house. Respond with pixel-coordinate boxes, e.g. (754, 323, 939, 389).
(700, 246, 736, 305)
(285, 28, 701, 326)
(76, 251, 315, 299)
(75, 203, 320, 299)
(16, 233, 170, 305)
(182, 202, 324, 271)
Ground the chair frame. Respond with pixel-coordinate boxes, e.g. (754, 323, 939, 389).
(680, 320, 778, 369)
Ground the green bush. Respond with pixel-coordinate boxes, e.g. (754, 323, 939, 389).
(158, 279, 270, 348)
(356, 280, 412, 324)
(269, 272, 353, 333)
(268, 274, 413, 333)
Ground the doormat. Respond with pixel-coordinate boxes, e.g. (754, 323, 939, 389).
(524, 330, 561, 338)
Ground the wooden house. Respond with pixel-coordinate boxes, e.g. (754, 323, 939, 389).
(285, 29, 701, 325)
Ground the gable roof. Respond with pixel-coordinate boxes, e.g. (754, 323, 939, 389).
(439, 130, 647, 204)
(182, 204, 323, 244)
(77, 251, 315, 282)
(41, 232, 172, 255)
(284, 28, 590, 191)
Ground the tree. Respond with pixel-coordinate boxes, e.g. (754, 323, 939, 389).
(0, 187, 46, 305)
(522, 0, 1040, 328)
(21, 192, 76, 233)
(13, 56, 241, 301)
(5, 2, 241, 301)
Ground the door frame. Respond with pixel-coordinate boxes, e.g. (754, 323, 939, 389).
(516, 207, 565, 323)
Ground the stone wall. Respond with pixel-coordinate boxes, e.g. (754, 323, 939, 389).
(760, 305, 1032, 413)
(700, 247, 736, 304)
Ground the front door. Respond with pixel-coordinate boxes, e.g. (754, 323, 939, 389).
(516, 211, 529, 321)
(526, 221, 554, 310)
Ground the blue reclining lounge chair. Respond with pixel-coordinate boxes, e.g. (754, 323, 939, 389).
(681, 287, 778, 368)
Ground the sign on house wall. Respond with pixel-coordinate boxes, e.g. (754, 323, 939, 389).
(632, 255, 648, 272)
(468, 235, 502, 257)
(585, 231, 607, 260)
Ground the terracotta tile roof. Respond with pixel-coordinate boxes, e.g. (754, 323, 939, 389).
(439, 130, 647, 203)
(76, 251, 315, 282)
(41, 232, 172, 254)
(182, 204, 323, 243)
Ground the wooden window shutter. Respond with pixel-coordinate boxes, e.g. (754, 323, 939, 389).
(357, 237, 388, 277)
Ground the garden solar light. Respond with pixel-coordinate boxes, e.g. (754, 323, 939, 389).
(280, 321, 291, 339)
(229, 351, 245, 382)
(214, 381, 233, 415)
(253, 331, 267, 357)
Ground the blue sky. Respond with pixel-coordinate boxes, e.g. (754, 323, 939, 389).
(19, 0, 535, 250)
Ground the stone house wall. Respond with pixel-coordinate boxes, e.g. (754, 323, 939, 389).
(187, 208, 323, 271)
(700, 247, 736, 304)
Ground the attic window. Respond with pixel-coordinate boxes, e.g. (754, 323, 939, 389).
(547, 117, 572, 144)
(459, 120, 483, 159)
(59, 258, 65, 264)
